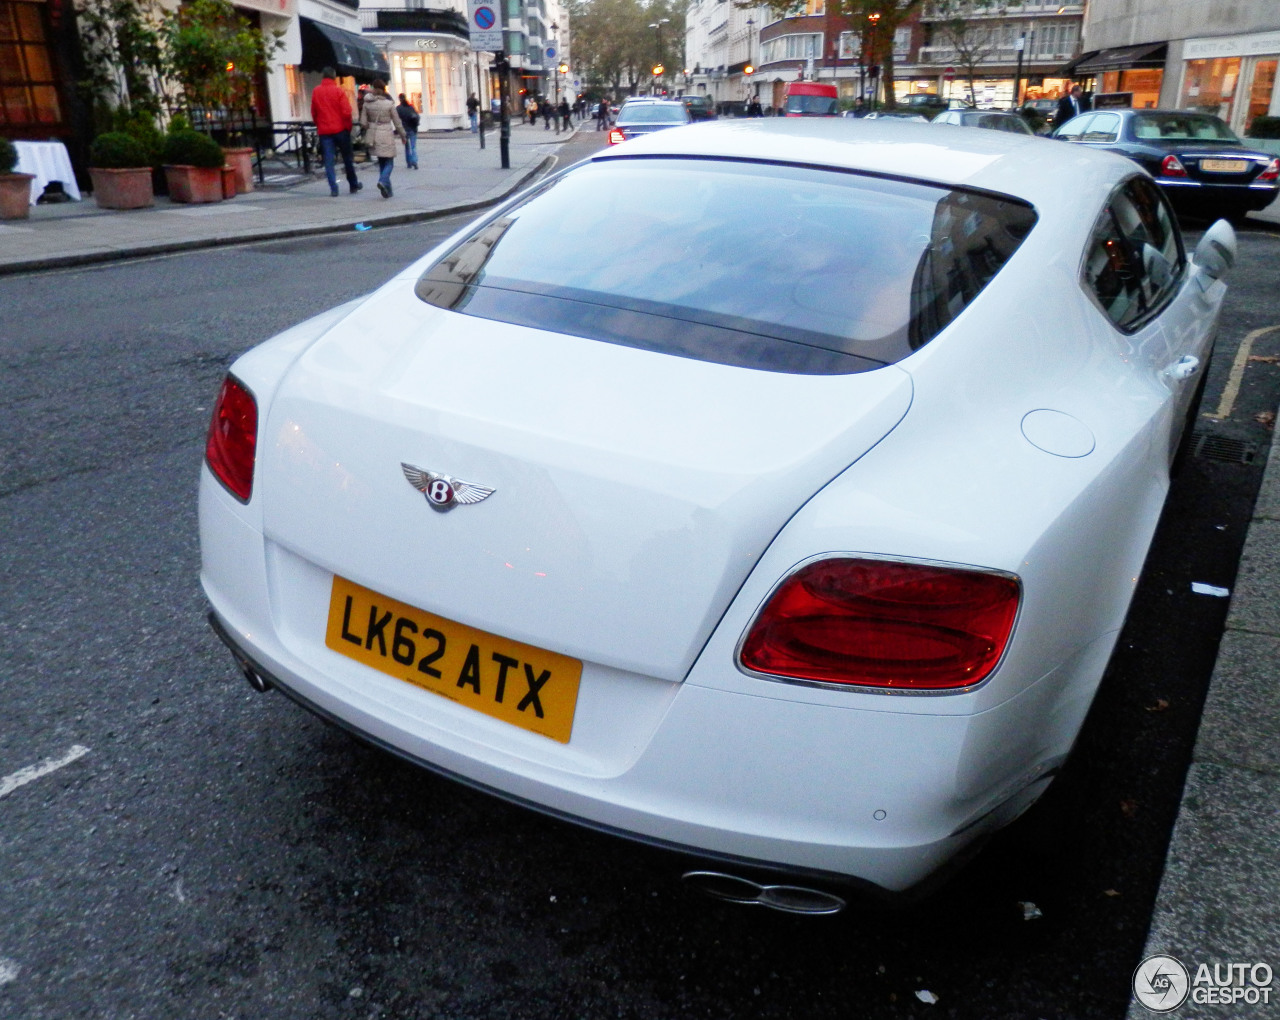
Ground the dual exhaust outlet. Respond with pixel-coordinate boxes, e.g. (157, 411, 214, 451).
(681, 870, 846, 915)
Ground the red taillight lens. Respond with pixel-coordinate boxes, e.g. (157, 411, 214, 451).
(1259, 158, 1279, 182)
(1161, 154, 1188, 177)
(205, 375, 257, 502)
(739, 558, 1020, 690)
(607, 128, 626, 145)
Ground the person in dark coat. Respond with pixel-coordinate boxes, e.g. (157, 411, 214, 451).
(558, 98, 571, 130)
(1055, 85, 1090, 127)
(396, 93, 420, 169)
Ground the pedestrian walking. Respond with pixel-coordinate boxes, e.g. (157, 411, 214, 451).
(310, 66, 362, 197)
(526, 98, 537, 125)
(396, 93, 420, 169)
(558, 98, 571, 130)
(1054, 85, 1090, 127)
(466, 93, 480, 133)
(596, 100, 610, 130)
(360, 78, 407, 199)
(543, 101, 553, 131)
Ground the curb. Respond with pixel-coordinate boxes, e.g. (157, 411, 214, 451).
(0, 154, 555, 277)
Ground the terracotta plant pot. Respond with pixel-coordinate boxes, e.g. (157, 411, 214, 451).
(222, 147, 255, 193)
(221, 165, 237, 200)
(163, 164, 224, 204)
(89, 166, 155, 210)
(0, 172, 35, 219)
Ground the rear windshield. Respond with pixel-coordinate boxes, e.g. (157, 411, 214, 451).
(618, 105, 688, 124)
(786, 94, 838, 116)
(1132, 113, 1238, 142)
(416, 157, 1037, 374)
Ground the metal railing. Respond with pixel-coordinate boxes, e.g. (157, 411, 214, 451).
(177, 108, 321, 183)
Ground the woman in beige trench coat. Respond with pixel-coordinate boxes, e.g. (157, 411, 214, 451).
(360, 79, 407, 198)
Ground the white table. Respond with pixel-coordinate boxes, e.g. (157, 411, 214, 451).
(12, 140, 82, 205)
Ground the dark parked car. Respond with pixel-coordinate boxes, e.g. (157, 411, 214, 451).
(681, 95, 717, 121)
(931, 109, 1035, 134)
(900, 92, 949, 118)
(1053, 109, 1280, 221)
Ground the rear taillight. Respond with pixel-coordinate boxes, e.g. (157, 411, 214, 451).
(205, 375, 257, 502)
(1259, 158, 1279, 182)
(739, 558, 1020, 691)
(607, 128, 626, 145)
(1161, 154, 1188, 177)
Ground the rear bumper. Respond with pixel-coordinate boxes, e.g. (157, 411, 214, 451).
(1156, 177, 1280, 212)
(201, 472, 1070, 895)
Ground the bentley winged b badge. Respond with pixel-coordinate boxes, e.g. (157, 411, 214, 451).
(401, 463, 495, 512)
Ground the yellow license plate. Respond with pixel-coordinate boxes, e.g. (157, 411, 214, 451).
(1201, 159, 1248, 172)
(325, 575, 582, 743)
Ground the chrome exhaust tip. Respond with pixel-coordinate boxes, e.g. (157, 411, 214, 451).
(240, 663, 272, 693)
(681, 870, 846, 915)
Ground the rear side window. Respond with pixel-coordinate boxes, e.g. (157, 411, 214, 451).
(416, 158, 1037, 374)
(1056, 114, 1092, 141)
(1081, 112, 1121, 143)
(1082, 176, 1185, 331)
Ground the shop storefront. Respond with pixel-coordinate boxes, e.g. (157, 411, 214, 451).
(1179, 30, 1280, 135)
(359, 7, 475, 131)
(276, 0, 386, 125)
(1071, 43, 1166, 111)
(384, 39, 470, 130)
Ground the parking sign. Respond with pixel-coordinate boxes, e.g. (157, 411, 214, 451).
(468, 0, 502, 51)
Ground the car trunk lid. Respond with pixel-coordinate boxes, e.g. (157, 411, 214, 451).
(258, 283, 913, 681)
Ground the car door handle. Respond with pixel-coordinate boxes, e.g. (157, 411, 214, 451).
(1166, 355, 1201, 381)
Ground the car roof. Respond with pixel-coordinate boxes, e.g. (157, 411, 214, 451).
(589, 118, 1134, 216)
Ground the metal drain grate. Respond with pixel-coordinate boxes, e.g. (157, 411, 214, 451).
(1190, 431, 1260, 464)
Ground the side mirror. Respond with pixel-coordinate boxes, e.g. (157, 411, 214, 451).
(1192, 219, 1236, 284)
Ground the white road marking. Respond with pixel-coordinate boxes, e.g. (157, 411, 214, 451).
(0, 957, 19, 985)
(0, 745, 90, 801)
(1206, 323, 1280, 421)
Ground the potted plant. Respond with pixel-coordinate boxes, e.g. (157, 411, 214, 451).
(222, 135, 255, 193)
(0, 137, 36, 220)
(88, 131, 155, 209)
(162, 128, 226, 203)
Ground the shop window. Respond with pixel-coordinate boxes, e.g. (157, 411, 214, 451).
(0, 0, 61, 130)
(285, 64, 305, 118)
(1248, 59, 1276, 133)
(1182, 57, 1241, 121)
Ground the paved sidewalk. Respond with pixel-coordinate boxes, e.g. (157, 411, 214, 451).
(0, 119, 580, 275)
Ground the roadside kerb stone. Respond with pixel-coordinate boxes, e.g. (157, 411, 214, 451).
(0, 154, 554, 277)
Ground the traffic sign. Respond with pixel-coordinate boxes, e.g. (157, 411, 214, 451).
(467, 0, 502, 51)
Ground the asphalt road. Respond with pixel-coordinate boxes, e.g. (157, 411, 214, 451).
(1, 177, 1279, 1019)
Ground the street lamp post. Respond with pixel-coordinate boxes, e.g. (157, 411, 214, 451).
(648, 18, 669, 94)
(1013, 32, 1025, 110)
(866, 11, 881, 106)
(549, 21, 558, 101)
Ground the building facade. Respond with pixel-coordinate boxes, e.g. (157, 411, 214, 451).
(1078, 0, 1279, 135)
(683, 0, 1085, 113)
(359, 3, 482, 130)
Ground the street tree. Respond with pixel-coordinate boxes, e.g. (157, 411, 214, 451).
(567, 0, 684, 97)
(746, 0, 925, 108)
(927, 0, 1008, 107)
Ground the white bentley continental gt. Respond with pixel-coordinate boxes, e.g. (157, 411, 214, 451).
(200, 120, 1235, 912)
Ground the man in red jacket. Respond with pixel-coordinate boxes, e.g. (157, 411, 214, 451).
(310, 67, 363, 197)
